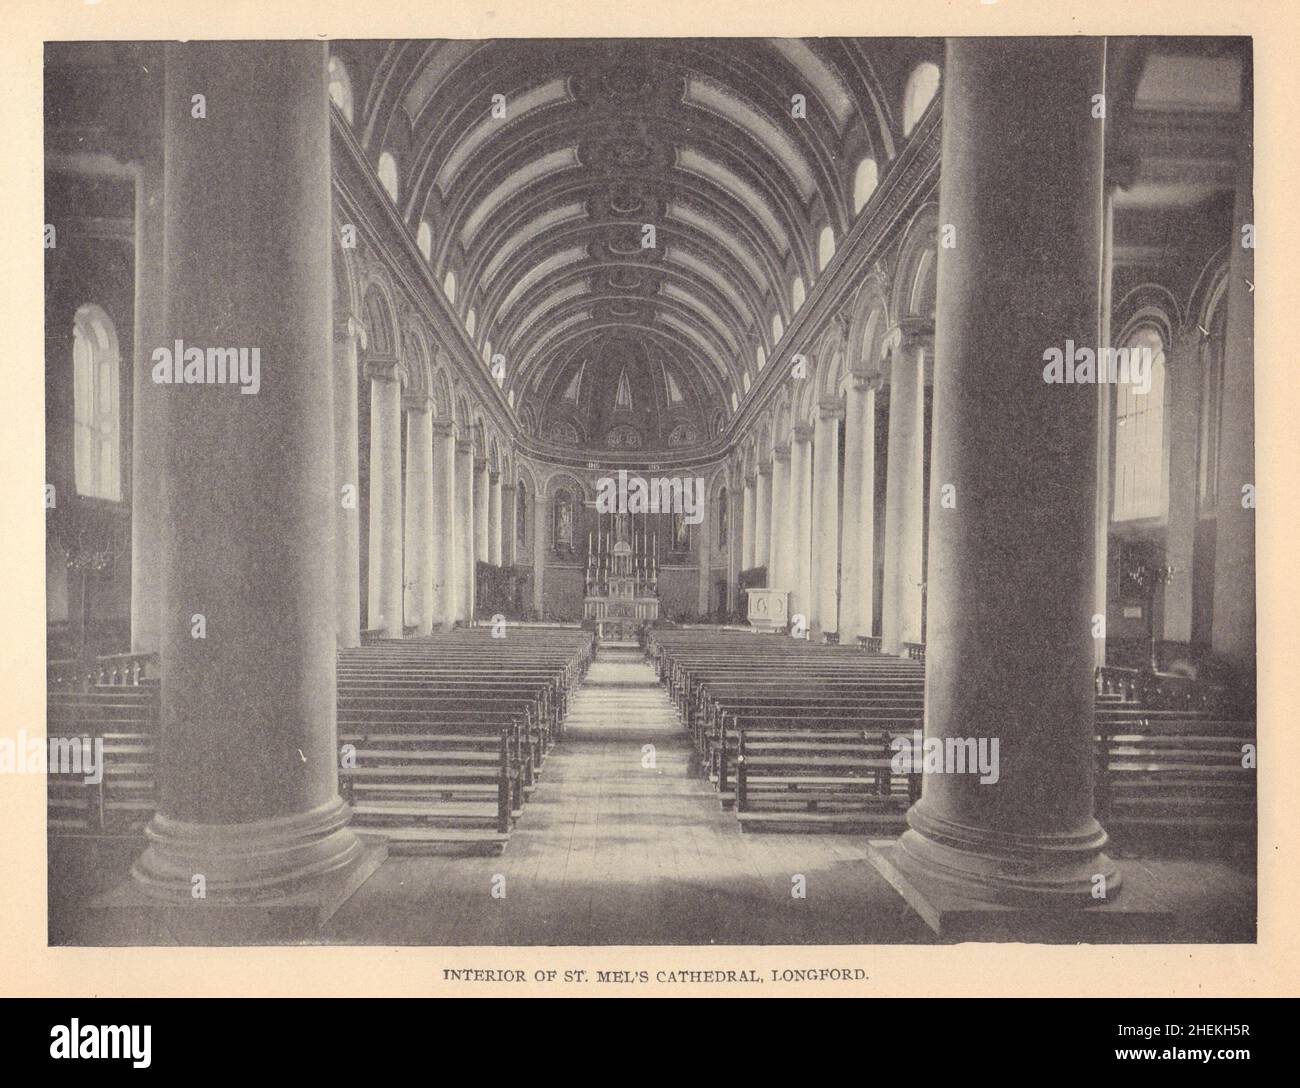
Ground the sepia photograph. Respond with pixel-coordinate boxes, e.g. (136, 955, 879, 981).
(37, 28, 1260, 953)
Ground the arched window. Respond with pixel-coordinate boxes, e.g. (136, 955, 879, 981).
(72, 304, 121, 501)
(771, 313, 784, 343)
(483, 339, 493, 366)
(377, 151, 399, 203)
(1112, 325, 1169, 522)
(508, 388, 516, 409)
(743, 370, 752, 392)
(327, 54, 354, 124)
(791, 276, 806, 311)
(756, 346, 767, 371)
(416, 221, 432, 260)
(853, 157, 879, 214)
(817, 225, 835, 270)
(902, 62, 941, 137)
(442, 270, 457, 304)
(465, 308, 476, 338)
(731, 390, 739, 412)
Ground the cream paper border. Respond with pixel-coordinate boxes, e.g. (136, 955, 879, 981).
(2, 0, 1295, 998)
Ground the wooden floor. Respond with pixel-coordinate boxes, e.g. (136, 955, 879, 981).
(324, 645, 936, 945)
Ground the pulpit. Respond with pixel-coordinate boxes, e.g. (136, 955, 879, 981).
(746, 587, 789, 633)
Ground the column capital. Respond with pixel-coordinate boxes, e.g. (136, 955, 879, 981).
(773, 443, 791, 463)
(758, 461, 773, 477)
(851, 371, 885, 394)
(745, 474, 757, 488)
(363, 355, 403, 384)
(455, 438, 474, 456)
(334, 312, 367, 349)
(818, 396, 845, 421)
(431, 417, 457, 438)
(791, 423, 814, 444)
(489, 470, 501, 484)
(474, 456, 488, 473)
(402, 392, 434, 415)
(885, 316, 935, 356)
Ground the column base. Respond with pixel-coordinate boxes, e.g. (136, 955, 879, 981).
(867, 839, 1172, 942)
(91, 800, 387, 943)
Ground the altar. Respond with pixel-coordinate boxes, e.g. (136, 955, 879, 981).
(583, 515, 659, 640)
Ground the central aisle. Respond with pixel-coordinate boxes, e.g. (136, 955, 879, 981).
(326, 644, 933, 945)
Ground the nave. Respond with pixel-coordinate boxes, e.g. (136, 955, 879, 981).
(327, 644, 934, 946)
(42, 35, 1256, 944)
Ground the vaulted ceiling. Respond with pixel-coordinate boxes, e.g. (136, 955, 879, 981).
(332, 38, 938, 452)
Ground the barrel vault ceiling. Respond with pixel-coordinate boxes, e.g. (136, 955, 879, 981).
(332, 37, 936, 453)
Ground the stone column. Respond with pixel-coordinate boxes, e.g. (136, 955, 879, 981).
(741, 475, 756, 571)
(131, 40, 381, 919)
(474, 457, 490, 568)
(697, 490, 712, 616)
(130, 149, 166, 655)
(811, 399, 843, 639)
(1092, 189, 1115, 668)
(839, 375, 879, 644)
(1160, 327, 1204, 643)
(332, 315, 365, 648)
(1211, 120, 1255, 695)
(455, 440, 476, 622)
(754, 463, 772, 572)
(430, 418, 457, 629)
(880, 323, 929, 654)
(365, 357, 404, 638)
(726, 472, 741, 613)
(769, 444, 791, 593)
(879, 36, 1117, 915)
(502, 475, 517, 570)
(403, 394, 435, 636)
(789, 425, 814, 628)
(532, 494, 547, 615)
(488, 470, 503, 566)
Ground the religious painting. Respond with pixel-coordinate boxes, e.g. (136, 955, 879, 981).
(553, 488, 575, 554)
(672, 510, 690, 552)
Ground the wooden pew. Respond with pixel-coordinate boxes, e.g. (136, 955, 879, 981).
(1095, 711, 1255, 848)
(333, 627, 595, 852)
(734, 726, 920, 832)
(339, 729, 515, 854)
(46, 689, 159, 837)
(651, 629, 1256, 850)
(44, 627, 595, 855)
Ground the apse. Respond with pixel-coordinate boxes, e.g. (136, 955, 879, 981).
(535, 331, 708, 452)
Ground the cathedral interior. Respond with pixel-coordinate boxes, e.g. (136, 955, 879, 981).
(43, 36, 1255, 945)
